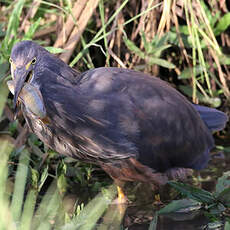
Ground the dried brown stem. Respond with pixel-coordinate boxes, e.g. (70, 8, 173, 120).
(107, 47, 126, 68)
(4, 105, 23, 131)
(14, 125, 29, 148)
(19, 0, 42, 34)
(58, 0, 100, 63)
(54, 0, 87, 48)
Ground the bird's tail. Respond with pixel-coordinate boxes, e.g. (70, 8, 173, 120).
(193, 104, 228, 132)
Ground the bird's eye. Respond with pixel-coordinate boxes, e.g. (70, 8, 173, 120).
(9, 58, 13, 63)
(31, 57, 36, 65)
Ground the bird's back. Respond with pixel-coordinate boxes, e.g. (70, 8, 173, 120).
(27, 67, 215, 172)
(76, 68, 215, 171)
(9, 41, 227, 186)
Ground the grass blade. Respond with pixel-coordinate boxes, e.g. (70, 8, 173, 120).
(10, 149, 30, 223)
(19, 189, 37, 230)
(168, 181, 216, 204)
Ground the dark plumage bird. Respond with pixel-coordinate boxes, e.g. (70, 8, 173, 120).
(8, 41, 228, 197)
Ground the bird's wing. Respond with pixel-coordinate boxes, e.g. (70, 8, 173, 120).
(193, 104, 228, 132)
(34, 67, 214, 169)
(37, 68, 138, 163)
(77, 67, 215, 171)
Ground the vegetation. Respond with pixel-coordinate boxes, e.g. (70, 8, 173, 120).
(0, 0, 229, 229)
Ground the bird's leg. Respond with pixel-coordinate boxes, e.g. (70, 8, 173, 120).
(113, 180, 127, 204)
(117, 186, 126, 204)
(166, 167, 193, 181)
(99, 163, 129, 204)
(110, 180, 128, 215)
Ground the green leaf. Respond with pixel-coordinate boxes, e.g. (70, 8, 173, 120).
(218, 54, 230, 65)
(141, 32, 151, 54)
(24, 17, 41, 39)
(200, 0, 219, 28)
(179, 66, 205, 79)
(0, 24, 5, 37)
(179, 85, 221, 107)
(57, 161, 67, 194)
(214, 13, 230, 35)
(0, 82, 9, 117)
(141, 33, 171, 57)
(209, 203, 226, 215)
(168, 181, 216, 205)
(3, 0, 25, 52)
(9, 120, 18, 136)
(207, 221, 223, 229)
(38, 166, 48, 192)
(148, 214, 158, 230)
(147, 57, 175, 69)
(19, 189, 37, 230)
(217, 187, 230, 207)
(30, 167, 39, 189)
(124, 36, 174, 68)
(215, 171, 230, 195)
(45, 47, 66, 54)
(224, 220, 230, 230)
(64, 0, 72, 11)
(178, 25, 189, 35)
(123, 36, 145, 58)
(10, 149, 30, 223)
(155, 34, 169, 48)
(0, 62, 9, 80)
(57, 174, 67, 195)
(57, 160, 67, 175)
(153, 44, 171, 58)
(216, 146, 230, 153)
(158, 199, 201, 214)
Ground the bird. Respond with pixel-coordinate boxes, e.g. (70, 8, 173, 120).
(8, 40, 228, 202)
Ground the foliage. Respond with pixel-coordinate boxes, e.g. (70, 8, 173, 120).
(156, 172, 230, 229)
(124, 33, 176, 69)
(0, 0, 230, 229)
(0, 140, 121, 229)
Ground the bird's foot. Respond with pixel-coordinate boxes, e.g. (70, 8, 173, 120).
(166, 167, 193, 181)
(148, 172, 169, 188)
(112, 186, 129, 204)
(117, 186, 127, 203)
(112, 197, 129, 204)
(111, 186, 129, 214)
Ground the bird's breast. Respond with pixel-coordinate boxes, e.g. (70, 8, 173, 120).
(24, 112, 84, 160)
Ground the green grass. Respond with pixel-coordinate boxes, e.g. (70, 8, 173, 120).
(0, 0, 229, 229)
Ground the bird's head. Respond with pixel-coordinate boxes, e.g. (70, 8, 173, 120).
(9, 40, 46, 110)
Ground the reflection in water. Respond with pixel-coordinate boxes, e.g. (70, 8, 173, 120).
(63, 146, 229, 229)
(157, 212, 208, 230)
(104, 148, 229, 229)
(99, 203, 208, 230)
(98, 203, 127, 230)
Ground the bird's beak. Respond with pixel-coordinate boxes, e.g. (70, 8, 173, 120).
(12, 67, 31, 110)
